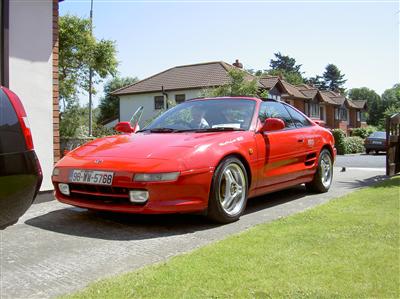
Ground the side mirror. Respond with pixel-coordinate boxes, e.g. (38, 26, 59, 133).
(260, 118, 285, 132)
(114, 122, 136, 133)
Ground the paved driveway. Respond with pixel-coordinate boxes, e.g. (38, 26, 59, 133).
(1, 164, 386, 298)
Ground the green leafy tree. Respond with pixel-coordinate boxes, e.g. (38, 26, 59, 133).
(266, 52, 304, 85)
(381, 84, 400, 126)
(98, 76, 138, 123)
(268, 69, 304, 85)
(321, 64, 347, 92)
(59, 15, 118, 107)
(204, 68, 259, 97)
(348, 87, 382, 125)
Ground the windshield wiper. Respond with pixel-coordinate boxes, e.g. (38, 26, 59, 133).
(194, 127, 245, 133)
(148, 127, 178, 133)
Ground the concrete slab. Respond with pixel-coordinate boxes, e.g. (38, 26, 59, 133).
(0, 167, 386, 298)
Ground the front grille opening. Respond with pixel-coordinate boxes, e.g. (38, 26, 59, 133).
(66, 183, 136, 205)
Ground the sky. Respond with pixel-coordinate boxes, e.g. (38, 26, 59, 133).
(60, 0, 400, 107)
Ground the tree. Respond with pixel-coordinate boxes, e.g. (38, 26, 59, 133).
(381, 84, 400, 126)
(204, 68, 259, 97)
(268, 69, 304, 85)
(59, 15, 118, 107)
(321, 64, 347, 92)
(269, 52, 302, 74)
(98, 76, 138, 123)
(348, 87, 382, 125)
(304, 75, 324, 89)
(267, 52, 304, 85)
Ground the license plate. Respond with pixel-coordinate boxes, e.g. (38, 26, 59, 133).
(69, 170, 114, 185)
(372, 141, 382, 145)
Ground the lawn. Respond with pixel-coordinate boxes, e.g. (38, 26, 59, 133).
(64, 177, 400, 299)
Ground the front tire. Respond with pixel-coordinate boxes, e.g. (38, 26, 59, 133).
(207, 157, 248, 223)
(306, 149, 333, 193)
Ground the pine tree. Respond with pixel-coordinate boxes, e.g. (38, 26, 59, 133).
(322, 64, 347, 92)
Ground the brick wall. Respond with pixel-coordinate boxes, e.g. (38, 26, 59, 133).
(52, 0, 60, 163)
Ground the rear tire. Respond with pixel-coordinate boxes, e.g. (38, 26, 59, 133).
(366, 149, 370, 154)
(207, 157, 248, 223)
(306, 149, 333, 193)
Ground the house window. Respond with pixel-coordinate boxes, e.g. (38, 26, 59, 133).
(154, 96, 164, 110)
(175, 94, 185, 104)
(357, 111, 361, 122)
(335, 107, 348, 121)
(307, 101, 320, 118)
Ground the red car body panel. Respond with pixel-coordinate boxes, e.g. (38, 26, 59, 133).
(52, 97, 336, 214)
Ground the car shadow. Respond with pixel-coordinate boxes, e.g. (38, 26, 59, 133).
(25, 186, 308, 241)
(24, 175, 387, 241)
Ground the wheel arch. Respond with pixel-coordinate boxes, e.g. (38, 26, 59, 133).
(216, 152, 252, 189)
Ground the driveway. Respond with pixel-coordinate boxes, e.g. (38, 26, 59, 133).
(335, 153, 386, 169)
(1, 163, 386, 298)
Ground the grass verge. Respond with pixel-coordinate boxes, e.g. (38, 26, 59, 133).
(64, 177, 400, 299)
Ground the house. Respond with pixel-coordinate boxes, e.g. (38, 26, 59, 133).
(114, 60, 367, 134)
(113, 61, 258, 126)
(1, 0, 61, 190)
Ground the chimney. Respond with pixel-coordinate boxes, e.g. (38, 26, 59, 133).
(232, 59, 243, 69)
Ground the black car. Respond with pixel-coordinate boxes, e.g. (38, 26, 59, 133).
(0, 86, 42, 229)
(364, 131, 387, 154)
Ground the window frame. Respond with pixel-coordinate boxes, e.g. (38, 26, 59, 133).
(283, 103, 313, 129)
(175, 94, 186, 105)
(258, 101, 295, 131)
(154, 96, 165, 110)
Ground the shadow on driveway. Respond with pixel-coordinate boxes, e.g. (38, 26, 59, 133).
(25, 174, 387, 241)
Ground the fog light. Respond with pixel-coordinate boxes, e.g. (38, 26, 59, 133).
(129, 190, 148, 203)
(58, 183, 70, 196)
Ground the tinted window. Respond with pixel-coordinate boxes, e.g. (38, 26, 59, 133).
(284, 104, 312, 128)
(0, 90, 26, 153)
(259, 101, 295, 129)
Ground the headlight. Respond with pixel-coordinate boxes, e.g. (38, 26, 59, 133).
(52, 167, 60, 176)
(134, 172, 180, 182)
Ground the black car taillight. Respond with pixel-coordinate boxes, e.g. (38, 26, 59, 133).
(2, 87, 34, 150)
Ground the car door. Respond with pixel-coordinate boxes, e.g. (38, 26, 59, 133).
(255, 101, 308, 193)
(284, 104, 322, 169)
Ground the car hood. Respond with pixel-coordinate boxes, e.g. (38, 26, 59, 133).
(70, 131, 243, 160)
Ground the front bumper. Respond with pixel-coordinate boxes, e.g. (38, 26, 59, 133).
(53, 168, 213, 214)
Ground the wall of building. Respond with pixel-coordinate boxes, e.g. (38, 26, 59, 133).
(9, 0, 54, 190)
(119, 89, 202, 127)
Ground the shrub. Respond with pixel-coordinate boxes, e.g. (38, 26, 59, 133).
(344, 136, 365, 154)
(332, 129, 346, 155)
(351, 128, 369, 139)
(352, 126, 377, 139)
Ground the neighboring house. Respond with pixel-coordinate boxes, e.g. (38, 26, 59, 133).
(114, 60, 367, 134)
(113, 61, 257, 127)
(1, 0, 61, 190)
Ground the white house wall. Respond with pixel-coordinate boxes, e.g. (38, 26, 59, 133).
(120, 89, 202, 127)
(9, 0, 54, 190)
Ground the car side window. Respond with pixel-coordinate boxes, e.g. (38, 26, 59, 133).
(284, 104, 312, 128)
(0, 90, 26, 154)
(258, 101, 295, 129)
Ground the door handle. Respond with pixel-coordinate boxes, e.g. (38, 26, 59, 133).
(298, 139, 304, 143)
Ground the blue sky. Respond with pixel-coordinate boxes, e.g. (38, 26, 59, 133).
(60, 0, 399, 106)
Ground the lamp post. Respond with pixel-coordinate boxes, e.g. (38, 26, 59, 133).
(88, 0, 94, 136)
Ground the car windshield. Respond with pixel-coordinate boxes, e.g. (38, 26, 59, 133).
(370, 131, 386, 138)
(143, 99, 256, 132)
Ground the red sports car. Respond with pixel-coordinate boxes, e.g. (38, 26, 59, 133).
(52, 97, 336, 223)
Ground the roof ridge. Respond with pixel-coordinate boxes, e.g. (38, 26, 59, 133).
(112, 66, 178, 94)
(174, 61, 226, 69)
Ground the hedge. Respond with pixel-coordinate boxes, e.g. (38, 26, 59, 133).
(332, 129, 365, 155)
